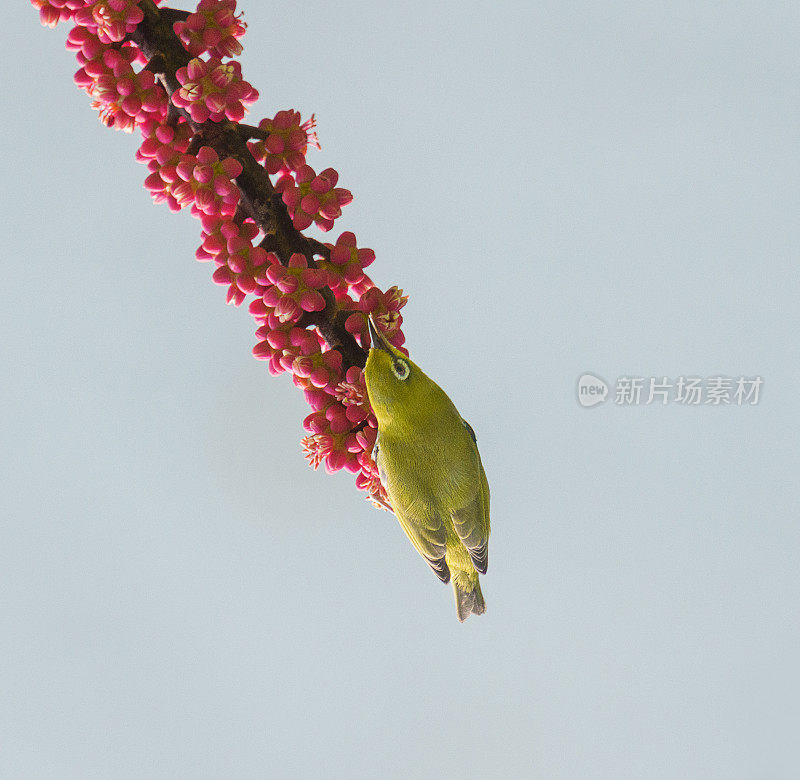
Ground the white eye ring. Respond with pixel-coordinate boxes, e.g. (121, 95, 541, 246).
(391, 358, 410, 380)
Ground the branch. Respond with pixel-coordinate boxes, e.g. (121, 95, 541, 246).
(36, 0, 410, 498)
(130, 0, 365, 369)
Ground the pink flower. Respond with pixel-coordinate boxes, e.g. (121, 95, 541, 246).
(171, 146, 242, 220)
(33, 0, 91, 27)
(199, 220, 268, 305)
(248, 110, 319, 175)
(66, 24, 108, 65)
(67, 29, 166, 130)
(349, 422, 392, 508)
(293, 348, 344, 393)
(320, 231, 376, 297)
(257, 252, 332, 324)
(173, 0, 246, 59)
(331, 367, 370, 425)
(301, 396, 363, 474)
(302, 427, 362, 474)
(172, 56, 258, 123)
(358, 285, 408, 349)
(275, 165, 352, 232)
(251, 307, 330, 379)
(73, 0, 144, 44)
(90, 58, 168, 130)
(137, 120, 193, 211)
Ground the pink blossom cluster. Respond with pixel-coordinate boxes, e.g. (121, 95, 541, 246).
(189, 206, 408, 487)
(73, 0, 143, 43)
(35, 0, 408, 507)
(199, 220, 269, 305)
(247, 233, 407, 492)
(137, 120, 193, 211)
(275, 165, 353, 233)
(34, 0, 155, 34)
(172, 56, 257, 123)
(32, 0, 84, 28)
(301, 367, 372, 475)
(320, 230, 375, 298)
(68, 26, 167, 130)
(173, 146, 242, 215)
(248, 110, 320, 175)
(173, 0, 246, 59)
(260, 253, 330, 322)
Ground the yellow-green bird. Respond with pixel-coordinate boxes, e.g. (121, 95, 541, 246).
(364, 317, 490, 621)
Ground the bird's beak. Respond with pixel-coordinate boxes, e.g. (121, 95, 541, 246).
(367, 316, 392, 353)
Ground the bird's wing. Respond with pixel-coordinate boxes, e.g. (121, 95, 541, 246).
(375, 435, 450, 583)
(450, 420, 491, 574)
(393, 505, 451, 583)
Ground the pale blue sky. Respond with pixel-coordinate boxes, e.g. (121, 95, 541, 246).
(3, 1, 800, 776)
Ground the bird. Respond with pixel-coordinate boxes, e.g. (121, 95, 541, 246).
(363, 317, 490, 621)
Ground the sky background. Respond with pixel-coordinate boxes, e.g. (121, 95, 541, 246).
(3, 1, 800, 777)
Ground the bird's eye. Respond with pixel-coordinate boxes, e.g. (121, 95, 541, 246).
(391, 358, 410, 380)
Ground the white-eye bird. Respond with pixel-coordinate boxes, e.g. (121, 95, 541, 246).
(363, 317, 490, 621)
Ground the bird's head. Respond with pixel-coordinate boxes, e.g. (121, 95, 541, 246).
(364, 317, 430, 424)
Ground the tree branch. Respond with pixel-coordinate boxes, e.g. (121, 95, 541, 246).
(130, 0, 366, 369)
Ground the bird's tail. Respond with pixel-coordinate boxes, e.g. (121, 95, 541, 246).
(452, 578, 486, 622)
